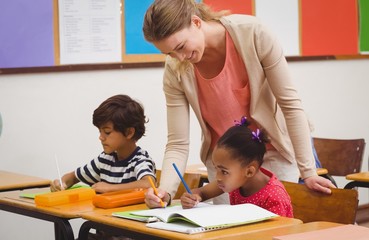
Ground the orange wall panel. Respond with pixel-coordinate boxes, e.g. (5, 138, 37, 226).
(300, 0, 359, 56)
(203, 0, 253, 15)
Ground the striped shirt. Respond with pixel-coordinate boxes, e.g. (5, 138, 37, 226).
(75, 146, 156, 185)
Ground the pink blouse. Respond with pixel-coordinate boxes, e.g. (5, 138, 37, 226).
(195, 31, 252, 149)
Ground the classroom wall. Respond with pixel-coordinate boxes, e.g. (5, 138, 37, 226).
(0, 59, 368, 239)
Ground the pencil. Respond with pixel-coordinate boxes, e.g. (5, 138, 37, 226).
(54, 154, 64, 190)
(148, 177, 165, 208)
(172, 163, 192, 194)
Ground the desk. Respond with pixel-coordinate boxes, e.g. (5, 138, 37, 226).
(344, 172, 369, 189)
(0, 170, 51, 192)
(0, 188, 95, 240)
(227, 221, 342, 240)
(316, 168, 328, 175)
(77, 203, 302, 240)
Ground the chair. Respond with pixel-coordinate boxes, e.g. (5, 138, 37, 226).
(313, 137, 366, 187)
(156, 169, 201, 199)
(282, 181, 358, 224)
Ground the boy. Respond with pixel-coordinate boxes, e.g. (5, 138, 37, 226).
(51, 94, 156, 193)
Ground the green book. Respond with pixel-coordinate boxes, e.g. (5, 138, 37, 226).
(112, 211, 160, 223)
(19, 184, 90, 199)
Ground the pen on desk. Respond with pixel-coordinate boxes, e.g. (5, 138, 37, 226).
(54, 154, 64, 190)
(172, 163, 192, 194)
(148, 177, 165, 208)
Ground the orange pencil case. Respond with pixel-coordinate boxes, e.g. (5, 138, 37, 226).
(35, 188, 96, 207)
(92, 188, 147, 209)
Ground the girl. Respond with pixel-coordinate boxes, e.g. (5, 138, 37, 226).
(180, 117, 293, 217)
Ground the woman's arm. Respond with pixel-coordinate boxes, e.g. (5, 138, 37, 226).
(257, 24, 335, 193)
(159, 63, 192, 197)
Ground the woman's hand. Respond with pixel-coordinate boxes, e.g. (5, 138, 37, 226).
(304, 175, 336, 194)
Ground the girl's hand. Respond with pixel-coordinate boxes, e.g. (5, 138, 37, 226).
(180, 192, 201, 209)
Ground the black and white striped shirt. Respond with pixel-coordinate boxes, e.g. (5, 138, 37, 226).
(75, 147, 156, 185)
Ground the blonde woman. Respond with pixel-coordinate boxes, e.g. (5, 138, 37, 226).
(143, 0, 335, 208)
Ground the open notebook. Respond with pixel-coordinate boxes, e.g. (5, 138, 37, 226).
(113, 202, 277, 234)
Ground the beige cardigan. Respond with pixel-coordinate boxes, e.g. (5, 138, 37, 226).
(159, 14, 317, 197)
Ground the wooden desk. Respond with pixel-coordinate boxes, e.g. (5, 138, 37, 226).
(0, 170, 51, 192)
(344, 172, 369, 189)
(316, 168, 328, 175)
(0, 188, 95, 240)
(77, 203, 302, 240)
(227, 221, 342, 240)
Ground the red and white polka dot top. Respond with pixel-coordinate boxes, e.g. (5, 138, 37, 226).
(229, 168, 293, 217)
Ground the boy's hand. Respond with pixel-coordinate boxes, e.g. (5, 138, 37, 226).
(50, 179, 66, 192)
(180, 192, 201, 209)
(91, 182, 113, 193)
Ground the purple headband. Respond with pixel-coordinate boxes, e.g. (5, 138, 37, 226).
(234, 116, 262, 143)
(234, 116, 247, 126)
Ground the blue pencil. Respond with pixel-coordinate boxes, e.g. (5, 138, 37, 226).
(172, 163, 192, 194)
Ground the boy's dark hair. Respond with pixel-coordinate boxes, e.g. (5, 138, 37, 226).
(93, 94, 147, 141)
(217, 117, 269, 166)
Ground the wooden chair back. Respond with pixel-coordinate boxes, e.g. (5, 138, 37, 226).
(282, 181, 358, 224)
(156, 170, 201, 199)
(313, 137, 365, 176)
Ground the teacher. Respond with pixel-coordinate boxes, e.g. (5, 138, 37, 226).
(143, 0, 335, 207)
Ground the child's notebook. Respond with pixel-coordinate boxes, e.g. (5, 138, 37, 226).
(113, 202, 278, 234)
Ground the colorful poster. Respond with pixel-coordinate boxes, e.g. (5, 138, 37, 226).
(300, 0, 359, 56)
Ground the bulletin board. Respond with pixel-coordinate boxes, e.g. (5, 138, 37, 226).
(0, 0, 368, 74)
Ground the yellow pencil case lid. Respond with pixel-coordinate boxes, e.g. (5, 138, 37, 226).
(35, 188, 96, 207)
(92, 188, 146, 209)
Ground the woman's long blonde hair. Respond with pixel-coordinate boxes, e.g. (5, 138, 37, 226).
(143, 0, 228, 42)
(143, 0, 229, 72)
